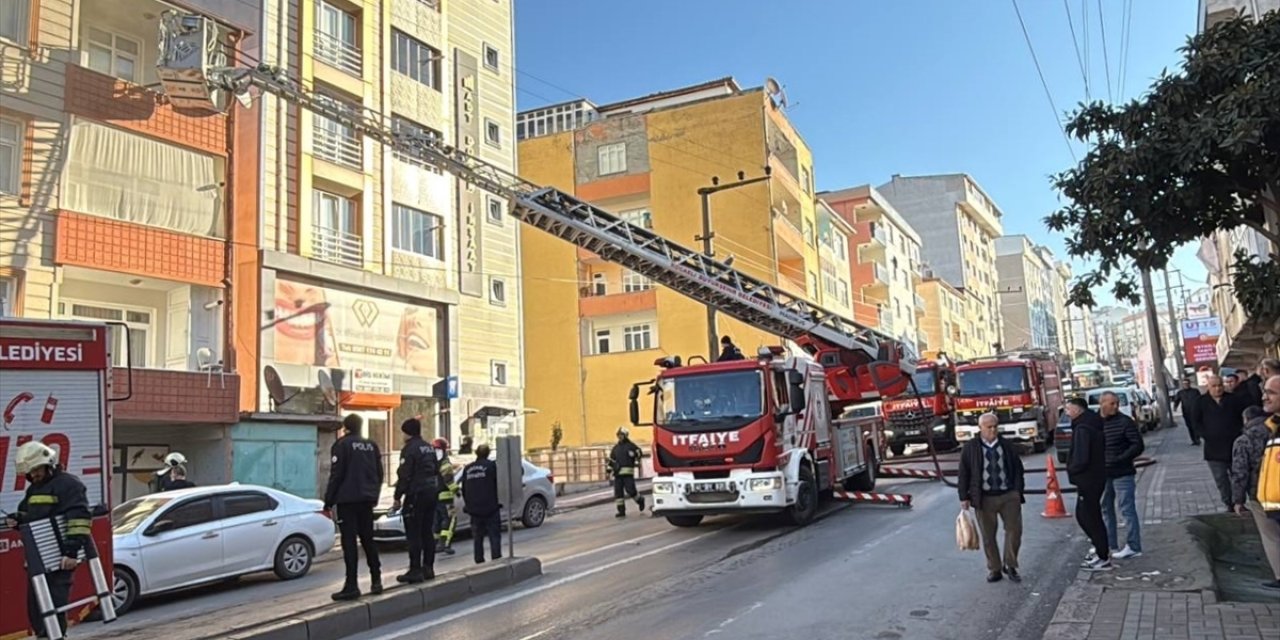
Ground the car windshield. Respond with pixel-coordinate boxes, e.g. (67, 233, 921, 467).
(907, 369, 936, 395)
(112, 496, 173, 535)
(1086, 391, 1130, 406)
(657, 370, 763, 430)
(957, 367, 1028, 397)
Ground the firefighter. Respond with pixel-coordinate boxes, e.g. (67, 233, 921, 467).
(718, 336, 745, 362)
(151, 451, 189, 492)
(393, 418, 439, 583)
(4, 442, 92, 638)
(609, 427, 646, 518)
(162, 465, 196, 491)
(433, 438, 458, 554)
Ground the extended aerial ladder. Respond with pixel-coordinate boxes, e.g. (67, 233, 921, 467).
(155, 12, 917, 405)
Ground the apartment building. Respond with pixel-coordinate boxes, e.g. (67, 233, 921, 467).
(1066, 304, 1097, 363)
(994, 235, 1057, 351)
(816, 200, 855, 321)
(517, 78, 824, 449)
(820, 185, 924, 345)
(916, 275, 969, 359)
(878, 174, 1005, 358)
(1045, 254, 1074, 355)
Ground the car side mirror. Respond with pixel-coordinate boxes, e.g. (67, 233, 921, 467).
(145, 519, 175, 536)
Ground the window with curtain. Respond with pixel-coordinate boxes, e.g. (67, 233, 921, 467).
(62, 120, 225, 237)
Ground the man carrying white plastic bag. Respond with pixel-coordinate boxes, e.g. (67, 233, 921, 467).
(956, 412, 1027, 582)
(956, 507, 980, 551)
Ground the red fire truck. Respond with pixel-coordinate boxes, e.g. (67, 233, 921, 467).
(881, 357, 958, 456)
(951, 350, 1064, 452)
(1, 319, 118, 638)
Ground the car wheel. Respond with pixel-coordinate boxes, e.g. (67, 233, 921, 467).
(111, 567, 139, 616)
(273, 536, 313, 580)
(521, 495, 548, 528)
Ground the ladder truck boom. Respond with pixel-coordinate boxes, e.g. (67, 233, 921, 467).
(156, 12, 916, 403)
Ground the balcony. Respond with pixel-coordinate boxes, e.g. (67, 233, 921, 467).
(773, 210, 806, 260)
(113, 367, 240, 424)
(314, 31, 363, 77)
(915, 294, 926, 312)
(854, 262, 890, 291)
(313, 123, 363, 169)
(312, 224, 363, 268)
(579, 289, 657, 318)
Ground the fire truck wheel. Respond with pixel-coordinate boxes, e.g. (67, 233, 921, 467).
(111, 567, 139, 616)
(889, 442, 907, 457)
(786, 466, 818, 526)
(844, 445, 878, 492)
(665, 515, 704, 527)
(274, 536, 314, 580)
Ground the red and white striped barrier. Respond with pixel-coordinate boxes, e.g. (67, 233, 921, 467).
(833, 490, 913, 507)
(878, 466, 944, 479)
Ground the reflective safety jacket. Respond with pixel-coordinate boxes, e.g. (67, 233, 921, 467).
(14, 470, 93, 560)
(438, 456, 458, 502)
(610, 439, 643, 476)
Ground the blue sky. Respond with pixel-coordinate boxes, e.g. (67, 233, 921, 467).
(512, 0, 1207, 306)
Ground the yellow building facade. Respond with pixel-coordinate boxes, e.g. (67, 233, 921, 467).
(918, 276, 971, 360)
(517, 78, 825, 449)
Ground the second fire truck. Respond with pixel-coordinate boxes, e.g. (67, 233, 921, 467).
(952, 350, 1065, 452)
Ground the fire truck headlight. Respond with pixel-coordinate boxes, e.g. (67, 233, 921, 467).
(933, 424, 946, 432)
(653, 481, 675, 495)
(748, 477, 781, 492)
(884, 430, 895, 439)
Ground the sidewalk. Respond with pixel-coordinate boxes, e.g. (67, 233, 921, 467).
(1044, 419, 1280, 640)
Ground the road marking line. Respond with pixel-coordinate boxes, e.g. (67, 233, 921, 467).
(380, 526, 736, 638)
(704, 601, 762, 636)
(516, 628, 554, 640)
(543, 528, 677, 567)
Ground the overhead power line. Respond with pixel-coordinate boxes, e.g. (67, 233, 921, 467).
(1097, 0, 1114, 102)
(1011, 0, 1079, 163)
(1062, 0, 1091, 100)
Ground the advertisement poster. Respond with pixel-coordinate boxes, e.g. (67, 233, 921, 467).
(1181, 317, 1222, 365)
(272, 278, 441, 381)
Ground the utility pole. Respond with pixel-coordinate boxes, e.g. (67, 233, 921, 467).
(1162, 268, 1186, 379)
(697, 168, 771, 360)
(1141, 269, 1175, 429)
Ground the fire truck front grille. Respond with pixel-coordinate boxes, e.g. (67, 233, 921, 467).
(656, 438, 765, 469)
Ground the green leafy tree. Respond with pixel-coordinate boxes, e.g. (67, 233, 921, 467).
(1046, 11, 1280, 312)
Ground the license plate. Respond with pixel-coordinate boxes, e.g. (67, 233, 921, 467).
(690, 482, 730, 493)
(904, 429, 921, 436)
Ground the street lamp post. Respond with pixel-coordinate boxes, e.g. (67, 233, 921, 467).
(697, 168, 771, 360)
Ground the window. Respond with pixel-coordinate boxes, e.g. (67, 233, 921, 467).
(0, 117, 19, 195)
(85, 28, 140, 83)
(314, 94, 362, 168)
(1, 0, 28, 45)
(316, 1, 360, 75)
(802, 219, 815, 247)
(619, 208, 651, 229)
(490, 360, 508, 386)
(392, 203, 442, 259)
(0, 275, 17, 316)
(490, 277, 507, 305)
(485, 119, 502, 147)
(623, 324, 653, 351)
(486, 196, 504, 224)
(312, 189, 360, 266)
(60, 300, 150, 367)
(483, 43, 500, 71)
(594, 329, 611, 355)
(157, 497, 214, 532)
(391, 29, 441, 90)
(391, 116, 443, 168)
(622, 270, 651, 293)
(808, 271, 818, 295)
(598, 142, 626, 175)
(591, 273, 606, 296)
(221, 492, 277, 519)
(800, 166, 811, 194)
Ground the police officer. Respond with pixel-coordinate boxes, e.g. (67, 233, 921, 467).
(718, 335, 745, 362)
(324, 414, 383, 601)
(393, 418, 439, 583)
(5, 442, 92, 638)
(432, 438, 458, 555)
(460, 444, 503, 564)
(609, 427, 646, 518)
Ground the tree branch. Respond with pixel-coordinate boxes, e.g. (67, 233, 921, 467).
(1238, 216, 1280, 248)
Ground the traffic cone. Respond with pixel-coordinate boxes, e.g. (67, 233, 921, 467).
(1042, 454, 1070, 518)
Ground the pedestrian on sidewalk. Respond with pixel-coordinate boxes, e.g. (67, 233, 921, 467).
(324, 414, 384, 601)
(461, 444, 503, 564)
(1100, 391, 1144, 560)
(1224, 373, 1241, 394)
(956, 412, 1025, 583)
(1173, 378, 1202, 445)
(1065, 397, 1113, 571)
(1242, 359, 1279, 410)
(1194, 375, 1250, 510)
(392, 418, 440, 584)
(1230, 376, 1280, 590)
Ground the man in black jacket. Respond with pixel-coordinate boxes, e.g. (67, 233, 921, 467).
(1100, 392, 1145, 559)
(392, 418, 439, 584)
(1242, 358, 1280, 410)
(1194, 375, 1250, 510)
(461, 444, 503, 564)
(956, 412, 1026, 583)
(718, 336, 745, 362)
(609, 427, 646, 518)
(1173, 378, 1203, 445)
(1065, 397, 1112, 571)
(324, 414, 384, 601)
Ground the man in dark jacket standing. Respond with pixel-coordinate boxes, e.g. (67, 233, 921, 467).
(718, 335, 745, 362)
(324, 414, 384, 601)
(1100, 392, 1145, 559)
(1194, 375, 1249, 510)
(1174, 378, 1203, 445)
(1242, 359, 1280, 410)
(956, 412, 1026, 583)
(609, 427, 646, 518)
(461, 444, 503, 564)
(1065, 397, 1113, 571)
(392, 418, 439, 584)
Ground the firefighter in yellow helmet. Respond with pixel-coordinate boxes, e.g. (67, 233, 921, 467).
(4, 442, 92, 638)
(432, 438, 459, 554)
(609, 427, 646, 518)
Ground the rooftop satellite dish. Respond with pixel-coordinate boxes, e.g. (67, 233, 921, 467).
(263, 365, 299, 410)
(318, 369, 339, 407)
(764, 76, 788, 109)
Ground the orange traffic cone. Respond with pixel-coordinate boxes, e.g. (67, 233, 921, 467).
(1042, 454, 1070, 518)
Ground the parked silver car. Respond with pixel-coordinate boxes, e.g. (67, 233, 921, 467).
(372, 458, 555, 541)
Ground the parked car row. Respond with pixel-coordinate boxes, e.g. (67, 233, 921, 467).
(1054, 384, 1167, 463)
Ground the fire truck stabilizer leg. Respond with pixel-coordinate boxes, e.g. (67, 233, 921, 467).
(833, 489, 914, 507)
(30, 574, 65, 640)
(88, 556, 118, 623)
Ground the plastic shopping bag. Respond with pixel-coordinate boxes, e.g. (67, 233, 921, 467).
(955, 507, 980, 551)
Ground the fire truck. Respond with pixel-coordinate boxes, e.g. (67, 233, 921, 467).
(881, 356, 958, 456)
(153, 13, 917, 530)
(1, 319, 119, 638)
(952, 350, 1064, 452)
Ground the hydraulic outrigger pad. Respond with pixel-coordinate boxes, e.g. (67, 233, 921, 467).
(833, 490, 913, 508)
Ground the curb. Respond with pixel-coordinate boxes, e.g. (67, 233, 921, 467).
(204, 558, 542, 640)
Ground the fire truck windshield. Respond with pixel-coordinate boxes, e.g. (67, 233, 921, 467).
(908, 369, 936, 395)
(657, 370, 764, 429)
(111, 495, 174, 534)
(957, 367, 1029, 397)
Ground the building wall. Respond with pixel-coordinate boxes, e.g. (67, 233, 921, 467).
(995, 235, 1056, 351)
(918, 277, 968, 359)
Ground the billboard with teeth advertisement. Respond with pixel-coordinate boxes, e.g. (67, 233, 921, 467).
(272, 278, 442, 386)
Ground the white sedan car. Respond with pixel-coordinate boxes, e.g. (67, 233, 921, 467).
(110, 484, 336, 614)
(372, 459, 555, 541)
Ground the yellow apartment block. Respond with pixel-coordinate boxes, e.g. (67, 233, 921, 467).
(918, 276, 972, 360)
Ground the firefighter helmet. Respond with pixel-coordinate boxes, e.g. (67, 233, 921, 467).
(617, 427, 630, 438)
(16, 441, 58, 475)
(433, 437, 449, 451)
(164, 452, 188, 467)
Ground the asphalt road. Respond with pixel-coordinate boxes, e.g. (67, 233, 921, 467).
(350, 448, 1087, 640)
